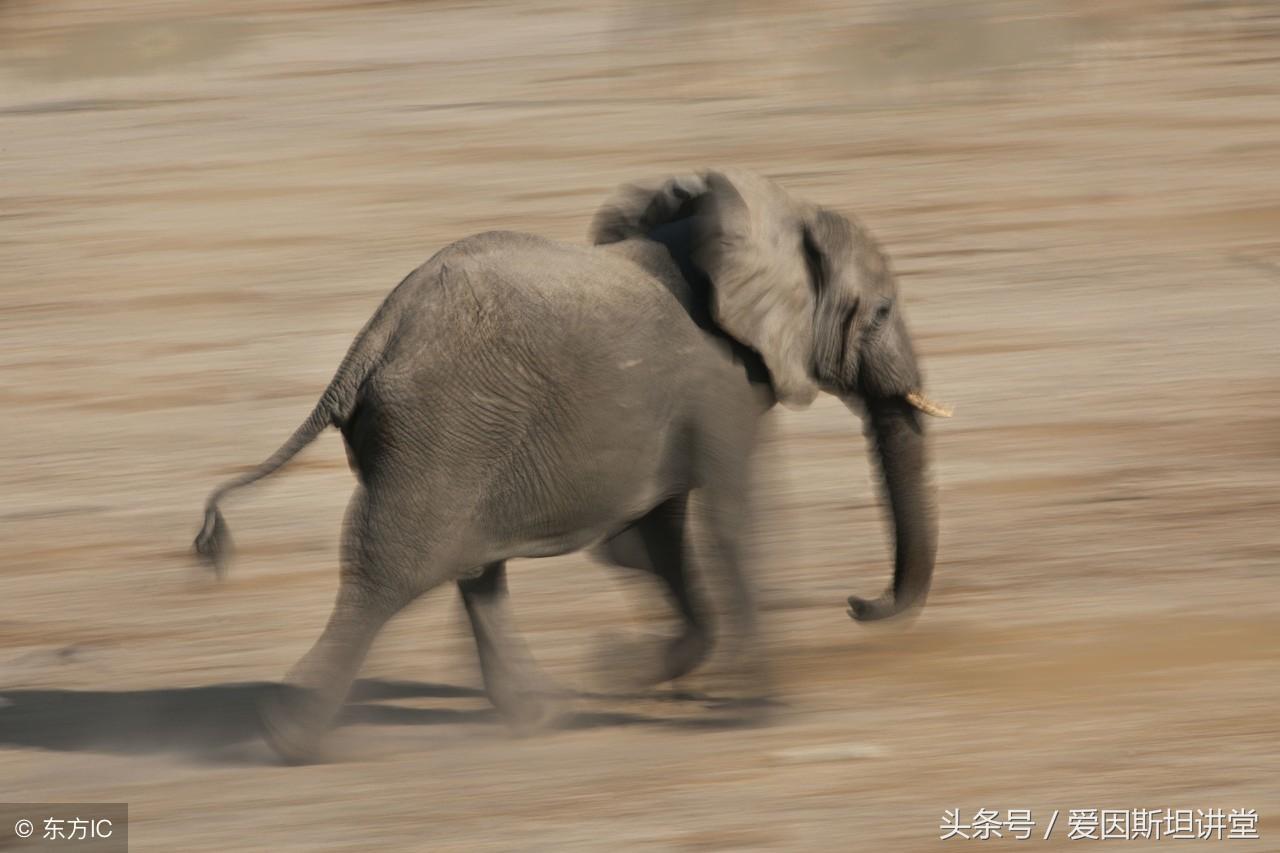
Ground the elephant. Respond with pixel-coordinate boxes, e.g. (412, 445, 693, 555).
(192, 168, 947, 762)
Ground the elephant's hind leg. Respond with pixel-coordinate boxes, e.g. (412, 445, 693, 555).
(260, 488, 449, 763)
(261, 576, 411, 763)
(459, 562, 565, 732)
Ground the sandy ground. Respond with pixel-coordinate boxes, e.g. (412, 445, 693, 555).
(2, 1, 1278, 850)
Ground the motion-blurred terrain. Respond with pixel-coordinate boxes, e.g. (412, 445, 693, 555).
(1, 1, 1277, 849)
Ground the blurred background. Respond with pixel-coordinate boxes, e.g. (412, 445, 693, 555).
(1, 1, 1277, 849)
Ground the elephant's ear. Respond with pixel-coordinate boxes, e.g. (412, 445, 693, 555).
(590, 169, 823, 407)
(692, 169, 821, 407)
(589, 173, 709, 246)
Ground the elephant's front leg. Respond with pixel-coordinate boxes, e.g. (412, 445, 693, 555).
(596, 494, 712, 684)
(458, 562, 564, 732)
(697, 448, 774, 707)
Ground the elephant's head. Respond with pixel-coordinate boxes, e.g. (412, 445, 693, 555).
(591, 169, 948, 622)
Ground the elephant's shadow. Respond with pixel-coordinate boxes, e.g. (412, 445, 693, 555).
(0, 679, 758, 758)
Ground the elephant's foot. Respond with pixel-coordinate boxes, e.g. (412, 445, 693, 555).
(698, 628, 776, 720)
(592, 627, 711, 691)
(489, 682, 567, 735)
(259, 686, 334, 765)
(660, 628, 711, 683)
(481, 661, 567, 735)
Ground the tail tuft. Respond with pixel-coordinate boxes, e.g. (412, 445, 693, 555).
(188, 293, 390, 578)
(194, 504, 233, 578)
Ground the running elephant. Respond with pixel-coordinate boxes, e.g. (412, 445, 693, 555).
(193, 168, 948, 762)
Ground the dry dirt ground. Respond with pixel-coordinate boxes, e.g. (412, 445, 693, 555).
(2, 1, 1278, 850)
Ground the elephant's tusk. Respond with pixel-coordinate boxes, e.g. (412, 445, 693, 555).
(905, 391, 953, 418)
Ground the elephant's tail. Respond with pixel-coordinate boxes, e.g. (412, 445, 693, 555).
(193, 307, 392, 576)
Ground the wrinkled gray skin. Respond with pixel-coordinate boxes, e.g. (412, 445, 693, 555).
(193, 169, 940, 762)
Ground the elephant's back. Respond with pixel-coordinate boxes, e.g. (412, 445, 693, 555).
(457, 230, 698, 328)
(377, 230, 710, 383)
(355, 229, 715, 447)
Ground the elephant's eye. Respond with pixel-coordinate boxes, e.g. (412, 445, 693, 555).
(870, 298, 893, 327)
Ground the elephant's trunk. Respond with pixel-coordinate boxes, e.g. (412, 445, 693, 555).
(848, 397, 937, 622)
